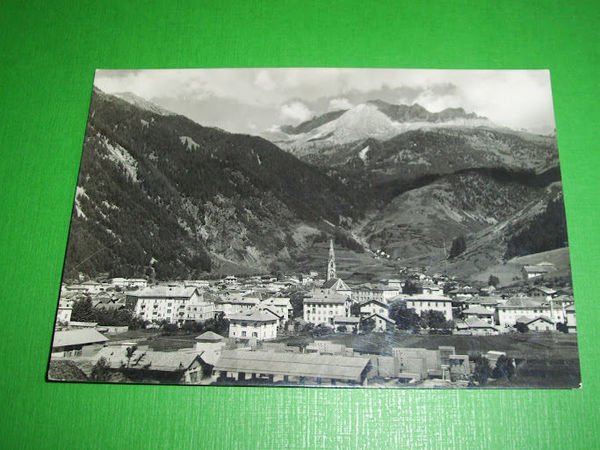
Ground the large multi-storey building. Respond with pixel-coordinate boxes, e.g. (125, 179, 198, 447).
(403, 294, 453, 321)
(228, 310, 278, 340)
(303, 290, 351, 326)
(128, 286, 215, 324)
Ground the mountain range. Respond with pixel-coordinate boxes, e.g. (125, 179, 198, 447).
(63, 89, 568, 282)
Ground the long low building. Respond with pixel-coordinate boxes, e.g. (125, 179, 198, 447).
(213, 350, 371, 385)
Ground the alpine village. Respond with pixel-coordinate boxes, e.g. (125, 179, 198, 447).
(48, 88, 578, 388)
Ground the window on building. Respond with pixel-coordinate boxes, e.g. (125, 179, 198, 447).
(241, 331, 246, 337)
(252, 332, 258, 337)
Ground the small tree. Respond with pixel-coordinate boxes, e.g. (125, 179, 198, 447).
(350, 302, 361, 316)
(515, 322, 529, 333)
(91, 357, 111, 382)
(389, 302, 421, 331)
(361, 318, 376, 333)
(488, 275, 500, 287)
(448, 235, 467, 259)
(289, 291, 305, 319)
(71, 298, 96, 322)
(492, 355, 515, 380)
(402, 279, 422, 295)
(556, 322, 569, 333)
(472, 356, 492, 385)
(337, 325, 347, 333)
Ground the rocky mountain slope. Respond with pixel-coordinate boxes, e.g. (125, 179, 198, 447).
(64, 89, 365, 280)
(270, 99, 567, 278)
(65, 90, 569, 281)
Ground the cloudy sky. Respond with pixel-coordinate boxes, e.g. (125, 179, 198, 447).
(94, 68, 556, 135)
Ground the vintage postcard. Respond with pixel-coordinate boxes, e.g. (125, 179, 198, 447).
(47, 69, 579, 388)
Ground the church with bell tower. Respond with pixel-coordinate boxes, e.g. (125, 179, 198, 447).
(321, 239, 351, 297)
(327, 239, 336, 281)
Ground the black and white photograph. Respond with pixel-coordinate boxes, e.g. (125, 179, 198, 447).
(47, 68, 579, 388)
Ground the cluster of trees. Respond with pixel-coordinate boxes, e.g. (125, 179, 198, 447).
(402, 279, 422, 295)
(505, 196, 568, 259)
(71, 298, 145, 329)
(388, 302, 454, 331)
(471, 354, 515, 385)
(161, 312, 230, 336)
(448, 235, 467, 259)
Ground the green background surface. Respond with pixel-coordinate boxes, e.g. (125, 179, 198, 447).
(1, 0, 599, 448)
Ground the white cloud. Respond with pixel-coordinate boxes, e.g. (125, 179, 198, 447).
(94, 68, 556, 134)
(328, 97, 353, 111)
(280, 101, 313, 123)
(254, 70, 276, 91)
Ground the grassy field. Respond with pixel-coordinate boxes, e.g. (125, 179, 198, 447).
(470, 247, 571, 286)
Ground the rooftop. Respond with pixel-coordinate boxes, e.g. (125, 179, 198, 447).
(94, 347, 199, 372)
(498, 297, 545, 308)
(52, 329, 108, 348)
(304, 290, 349, 305)
(127, 286, 198, 299)
(463, 306, 494, 316)
(228, 310, 278, 322)
(214, 350, 370, 382)
(195, 331, 225, 342)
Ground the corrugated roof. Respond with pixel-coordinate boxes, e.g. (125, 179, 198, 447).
(52, 329, 108, 348)
(214, 350, 370, 382)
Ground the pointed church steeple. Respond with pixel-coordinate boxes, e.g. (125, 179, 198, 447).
(327, 239, 337, 281)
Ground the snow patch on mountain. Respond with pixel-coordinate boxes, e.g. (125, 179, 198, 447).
(179, 136, 199, 151)
(101, 136, 139, 182)
(358, 145, 370, 162)
(277, 102, 495, 154)
(75, 186, 88, 218)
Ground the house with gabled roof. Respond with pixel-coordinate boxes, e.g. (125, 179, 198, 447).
(359, 299, 389, 318)
(321, 278, 352, 297)
(228, 310, 278, 341)
(364, 313, 396, 332)
(516, 315, 555, 332)
(522, 262, 556, 280)
(455, 318, 499, 335)
(462, 305, 495, 324)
